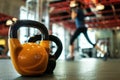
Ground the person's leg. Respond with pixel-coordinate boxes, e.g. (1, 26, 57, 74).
(83, 28, 108, 60)
(82, 27, 95, 46)
(67, 28, 82, 60)
(70, 28, 82, 46)
(69, 44, 74, 58)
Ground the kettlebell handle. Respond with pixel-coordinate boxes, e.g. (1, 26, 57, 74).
(9, 20, 49, 40)
(28, 35, 63, 60)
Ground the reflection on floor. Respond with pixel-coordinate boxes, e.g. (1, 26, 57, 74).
(0, 58, 120, 80)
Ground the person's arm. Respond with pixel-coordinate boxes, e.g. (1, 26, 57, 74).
(71, 10, 77, 20)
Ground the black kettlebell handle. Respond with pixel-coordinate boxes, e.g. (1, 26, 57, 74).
(9, 20, 49, 40)
(28, 35, 63, 60)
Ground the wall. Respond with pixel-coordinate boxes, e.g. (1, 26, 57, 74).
(0, 0, 25, 18)
(115, 30, 120, 57)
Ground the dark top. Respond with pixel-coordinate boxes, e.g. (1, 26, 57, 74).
(74, 8, 85, 28)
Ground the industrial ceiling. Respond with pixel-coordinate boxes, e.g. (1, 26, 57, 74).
(49, 0, 120, 30)
(0, 0, 120, 36)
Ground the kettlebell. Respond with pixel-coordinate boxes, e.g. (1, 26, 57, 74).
(8, 20, 50, 76)
(28, 34, 63, 74)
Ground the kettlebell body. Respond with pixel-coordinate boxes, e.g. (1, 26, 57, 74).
(8, 20, 50, 76)
(28, 34, 63, 74)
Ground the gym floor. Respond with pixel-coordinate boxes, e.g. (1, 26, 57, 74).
(0, 58, 120, 80)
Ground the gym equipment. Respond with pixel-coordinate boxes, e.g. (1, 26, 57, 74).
(28, 34, 62, 74)
(8, 20, 62, 76)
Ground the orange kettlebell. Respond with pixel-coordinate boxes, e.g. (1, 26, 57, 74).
(28, 34, 63, 74)
(8, 20, 50, 76)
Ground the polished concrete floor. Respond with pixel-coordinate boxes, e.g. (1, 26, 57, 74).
(0, 58, 120, 80)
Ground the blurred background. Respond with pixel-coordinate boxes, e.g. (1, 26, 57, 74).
(0, 0, 120, 60)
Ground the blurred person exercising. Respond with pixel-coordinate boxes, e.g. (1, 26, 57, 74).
(66, 0, 108, 61)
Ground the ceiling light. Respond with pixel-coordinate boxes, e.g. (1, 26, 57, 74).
(96, 3, 105, 10)
(12, 17, 17, 22)
(6, 19, 13, 25)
